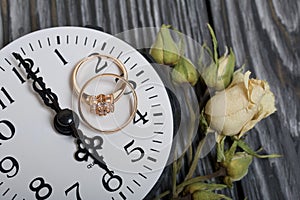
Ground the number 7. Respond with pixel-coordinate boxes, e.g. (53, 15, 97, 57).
(65, 182, 82, 200)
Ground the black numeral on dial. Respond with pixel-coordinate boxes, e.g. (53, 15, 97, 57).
(133, 110, 149, 125)
(54, 49, 68, 65)
(102, 171, 123, 192)
(0, 87, 14, 110)
(29, 177, 52, 200)
(0, 156, 19, 178)
(12, 67, 26, 84)
(123, 80, 137, 95)
(124, 140, 145, 162)
(65, 182, 82, 200)
(114, 73, 137, 95)
(89, 53, 107, 73)
(0, 120, 15, 143)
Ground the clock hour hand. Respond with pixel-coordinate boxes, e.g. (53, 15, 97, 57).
(12, 52, 61, 113)
(12, 52, 123, 190)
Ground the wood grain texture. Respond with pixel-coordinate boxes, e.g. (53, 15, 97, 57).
(207, 1, 300, 199)
(0, 0, 299, 199)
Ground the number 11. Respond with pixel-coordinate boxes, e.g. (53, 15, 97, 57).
(0, 87, 14, 110)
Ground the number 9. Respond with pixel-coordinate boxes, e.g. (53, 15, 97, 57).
(0, 156, 19, 178)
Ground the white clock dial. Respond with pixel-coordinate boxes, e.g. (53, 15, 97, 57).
(0, 27, 173, 200)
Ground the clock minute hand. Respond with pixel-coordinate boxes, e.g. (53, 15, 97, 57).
(12, 52, 61, 114)
(12, 52, 80, 138)
(11, 52, 118, 177)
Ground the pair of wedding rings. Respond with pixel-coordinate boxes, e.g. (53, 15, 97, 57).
(72, 54, 137, 133)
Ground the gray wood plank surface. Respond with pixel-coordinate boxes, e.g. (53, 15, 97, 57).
(0, 0, 299, 199)
(207, 1, 300, 199)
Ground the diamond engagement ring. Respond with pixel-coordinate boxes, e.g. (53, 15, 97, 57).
(72, 53, 128, 116)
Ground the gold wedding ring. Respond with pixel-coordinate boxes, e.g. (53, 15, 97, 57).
(78, 73, 138, 133)
(72, 54, 128, 108)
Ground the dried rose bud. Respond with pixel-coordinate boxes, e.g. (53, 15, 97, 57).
(184, 181, 230, 200)
(171, 57, 199, 86)
(221, 152, 253, 187)
(184, 182, 227, 195)
(199, 24, 235, 91)
(150, 24, 180, 65)
(192, 190, 232, 200)
(202, 48, 235, 90)
(205, 70, 276, 138)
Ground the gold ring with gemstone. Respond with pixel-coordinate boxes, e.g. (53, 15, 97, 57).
(78, 73, 137, 133)
(72, 54, 128, 107)
(88, 93, 115, 116)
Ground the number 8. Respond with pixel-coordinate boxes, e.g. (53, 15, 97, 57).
(29, 177, 52, 200)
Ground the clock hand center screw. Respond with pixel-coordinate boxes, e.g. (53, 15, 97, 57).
(54, 108, 80, 137)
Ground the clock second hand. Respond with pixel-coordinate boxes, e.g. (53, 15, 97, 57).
(12, 52, 122, 188)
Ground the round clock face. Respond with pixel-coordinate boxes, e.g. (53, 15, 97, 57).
(0, 27, 173, 199)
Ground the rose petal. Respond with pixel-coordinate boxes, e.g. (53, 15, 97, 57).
(205, 83, 248, 116)
(249, 80, 265, 104)
(221, 107, 257, 136)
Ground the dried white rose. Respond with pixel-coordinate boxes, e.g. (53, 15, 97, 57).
(205, 70, 276, 138)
